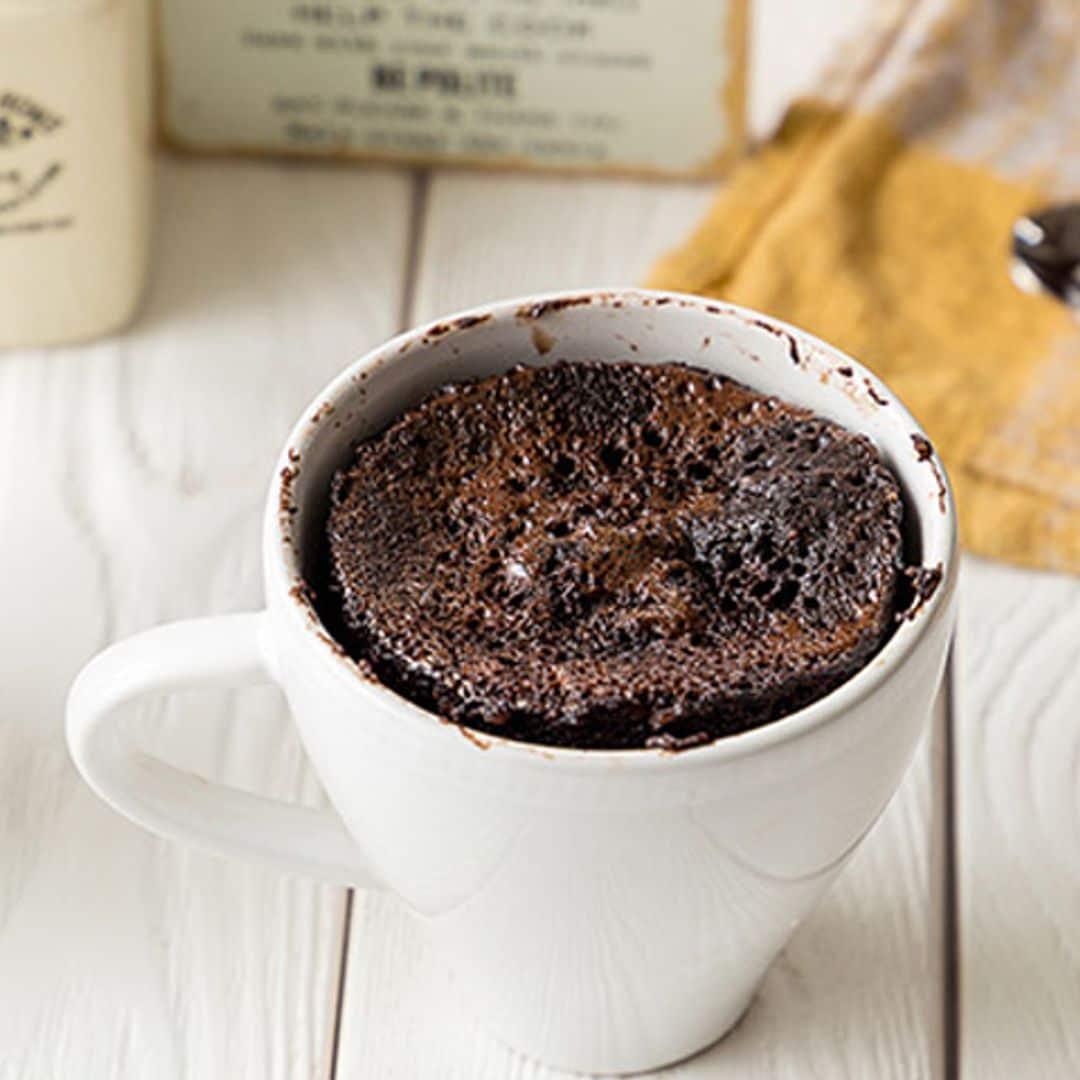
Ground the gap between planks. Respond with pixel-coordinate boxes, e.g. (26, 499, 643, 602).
(937, 649, 960, 1080)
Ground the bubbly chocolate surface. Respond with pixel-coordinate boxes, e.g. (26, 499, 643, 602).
(322, 361, 906, 750)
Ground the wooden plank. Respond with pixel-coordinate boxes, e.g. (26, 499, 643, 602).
(0, 157, 413, 1079)
(334, 168, 943, 1078)
(406, 171, 716, 316)
(956, 558, 1080, 1078)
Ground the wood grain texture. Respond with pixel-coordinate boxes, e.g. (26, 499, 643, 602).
(956, 558, 1080, 1078)
(0, 157, 412, 1079)
(335, 169, 943, 1078)
(408, 171, 715, 317)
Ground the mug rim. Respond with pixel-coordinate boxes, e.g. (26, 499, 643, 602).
(266, 287, 958, 771)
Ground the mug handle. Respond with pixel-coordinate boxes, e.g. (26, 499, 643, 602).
(66, 611, 377, 886)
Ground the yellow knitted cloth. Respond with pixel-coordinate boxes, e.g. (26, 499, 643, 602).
(650, 3, 1079, 572)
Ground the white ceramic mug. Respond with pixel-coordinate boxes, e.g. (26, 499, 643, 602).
(67, 290, 957, 1075)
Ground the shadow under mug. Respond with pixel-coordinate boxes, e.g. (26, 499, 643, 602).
(67, 289, 958, 1075)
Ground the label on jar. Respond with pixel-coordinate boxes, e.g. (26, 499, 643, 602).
(159, 0, 746, 176)
(0, 90, 74, 237)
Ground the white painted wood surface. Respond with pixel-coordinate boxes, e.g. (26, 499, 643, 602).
(956, 560, 1080, 1079)
(7, 1, 1080, 1078)
(0, 158, 412, 1079)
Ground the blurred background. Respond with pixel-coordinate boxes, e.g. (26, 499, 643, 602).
(0, 2, 1077, 1078)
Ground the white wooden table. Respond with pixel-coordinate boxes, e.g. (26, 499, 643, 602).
(2, 5, 1078, 1077)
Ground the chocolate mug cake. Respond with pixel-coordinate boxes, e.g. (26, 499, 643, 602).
(321, 360, 907, 750)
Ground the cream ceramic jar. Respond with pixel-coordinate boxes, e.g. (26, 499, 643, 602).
(0, 0, 151, 347)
